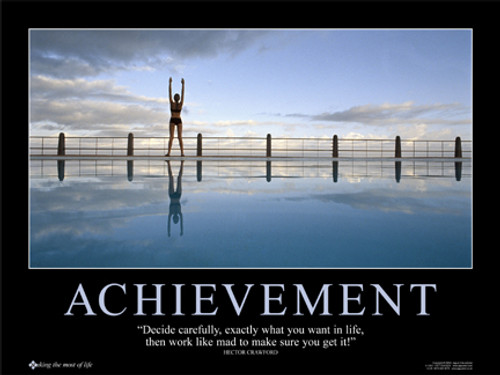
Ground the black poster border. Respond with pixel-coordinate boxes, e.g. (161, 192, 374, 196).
(1, 1, 493, 374)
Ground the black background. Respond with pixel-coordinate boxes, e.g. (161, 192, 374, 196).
(1, 1, 494, 374)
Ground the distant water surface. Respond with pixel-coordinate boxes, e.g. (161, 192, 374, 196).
(29, 160, 472, 268)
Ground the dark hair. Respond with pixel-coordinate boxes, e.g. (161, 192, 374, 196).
(174, 93, 180, 102)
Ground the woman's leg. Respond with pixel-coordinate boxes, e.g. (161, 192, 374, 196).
(166, 122, 175, 156)
(177, 123, 185, 156)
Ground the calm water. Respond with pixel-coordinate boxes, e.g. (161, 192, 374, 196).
(29, 160, 472, 268)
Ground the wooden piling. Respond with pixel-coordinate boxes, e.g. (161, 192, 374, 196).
(454, 136, 462, 158)
(57, 132, 65, 156)
(127, 133, 134, 156)
(266, 134, 272, 157)
(332, 135, 339, 158)
(395, 136, 402, 158)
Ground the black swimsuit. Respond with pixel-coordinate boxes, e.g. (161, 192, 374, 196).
(170, 117, 182, 125)
(170, 107, 182, 125)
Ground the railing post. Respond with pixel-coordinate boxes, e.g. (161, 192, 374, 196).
(266, 134, 272, 157)
(395, 136, 402, 158)
(332, 134, 338, 158)
(57, 132, 65, 156)
(454, 136, 462, 158)
(197, 133, 203, 157)
(127, 133, 134, 156)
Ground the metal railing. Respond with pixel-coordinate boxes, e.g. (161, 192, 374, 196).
(29, 134, 472, 159)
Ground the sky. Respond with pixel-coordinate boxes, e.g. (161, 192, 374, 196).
(29, 29, 472, 140)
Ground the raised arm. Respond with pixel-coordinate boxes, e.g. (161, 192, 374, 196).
(180, 78, 185, 106)
(169, 77, 173, 103)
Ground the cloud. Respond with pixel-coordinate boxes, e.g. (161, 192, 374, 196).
(31, 75, 169, 105)
(30, 30, 270, 78)
(30, 74, 172, 135)
(286, 101, 471, 127)
(32, 99, 166, 127)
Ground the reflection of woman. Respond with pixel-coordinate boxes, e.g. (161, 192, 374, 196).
(167, 161, 184, 237)
(166, 77, 185, 157)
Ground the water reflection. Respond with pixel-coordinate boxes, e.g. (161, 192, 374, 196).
(197, 160, 202, 182)
(57, 160, 65, 182)
(127, 160, 134, 182)
(167, 161, 184, 237)
(29, 159, 472, 268)
(47, 159, 468, 183)
(455, 161, 462, 181)
(395, 161, 401, 183)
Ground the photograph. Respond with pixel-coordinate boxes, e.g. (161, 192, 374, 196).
(29, 29, 472, 269)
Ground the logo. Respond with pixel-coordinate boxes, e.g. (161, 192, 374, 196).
(28, 360, 94, 371)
